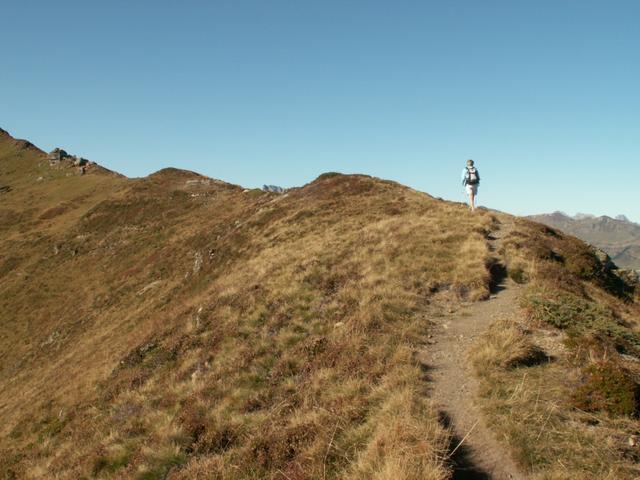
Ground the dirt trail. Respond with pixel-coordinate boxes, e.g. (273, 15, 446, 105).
(420, 219, 526, 480)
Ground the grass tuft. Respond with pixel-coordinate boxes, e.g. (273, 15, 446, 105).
(469, 317, 548, 371)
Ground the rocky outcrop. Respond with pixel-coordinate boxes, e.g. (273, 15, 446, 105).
(593, 247, 616, 271)
(47, 148, 68, 163)
(46, 148, 95, 176)
(616, 269, 639, 287)
(262, 184, 285, 193)
(591, 246, 639, 292)
(48, 148, 90, 167)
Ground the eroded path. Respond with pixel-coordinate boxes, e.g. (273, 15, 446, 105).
(419, 219, 526, 480)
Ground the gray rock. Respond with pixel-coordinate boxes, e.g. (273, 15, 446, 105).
(185, 179, 211, 187)
(593, 247, 615, 271)
(262, 184, 285, 193)
(616, 269, 639, 286)
(48, 148, 92, 168)
(48, 148, 69, 163)
(193, 251, 203, 274)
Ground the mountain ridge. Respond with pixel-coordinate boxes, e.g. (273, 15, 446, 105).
(2, 128, 640, 479)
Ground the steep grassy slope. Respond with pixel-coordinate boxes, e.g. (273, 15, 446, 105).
(1, 129, 640, 479)
(529, 212, 640, 270)
(1, 130, 495, 479)
(471, 219, 640, 479)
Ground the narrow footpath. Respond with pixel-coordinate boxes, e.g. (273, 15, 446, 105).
(419, 220, 526, 480)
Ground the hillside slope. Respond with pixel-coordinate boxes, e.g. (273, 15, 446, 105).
(529, 212, 640, 270)
(1, 129, 640, 479)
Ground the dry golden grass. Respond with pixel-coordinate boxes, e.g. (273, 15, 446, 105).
(468, 218, 640, 479)
(469, 317, 544, 370)
(6, 128, 638, 479)
(1, 131, 498, 479)
(344, 381, 449, 480)
(470, 356, 640, 479)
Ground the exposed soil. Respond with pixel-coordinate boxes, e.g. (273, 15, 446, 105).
(420, 219, 527, 480)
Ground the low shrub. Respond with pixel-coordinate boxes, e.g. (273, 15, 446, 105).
(523, 290, 640, 356)
(92, 446, 134, 476)
(508, 265, 529, 285)
(572, 361, 639, 417)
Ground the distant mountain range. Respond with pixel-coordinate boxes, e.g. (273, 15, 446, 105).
(528, 212, 640, 270)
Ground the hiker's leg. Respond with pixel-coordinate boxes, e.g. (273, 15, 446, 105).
(468, 191, 475, 210)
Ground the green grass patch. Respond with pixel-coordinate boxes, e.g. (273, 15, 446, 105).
(92, 445, 135, 475)
(523, 289, 640, 356)
(136, 451, 186, 480)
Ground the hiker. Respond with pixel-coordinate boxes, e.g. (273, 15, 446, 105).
(461, 159, 480, 211)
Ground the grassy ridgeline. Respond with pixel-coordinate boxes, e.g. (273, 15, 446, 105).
(3, 128, 640, 479)
(1, 130, 495, 479)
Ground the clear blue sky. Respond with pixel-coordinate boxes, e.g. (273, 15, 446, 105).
(2, 1, 639, 221)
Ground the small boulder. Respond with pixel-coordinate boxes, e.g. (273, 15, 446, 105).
(48, 148, 69, 163)
(615, 269, 639, 286)
(593, 247, 615, 271)
(262, 184, 285, 193)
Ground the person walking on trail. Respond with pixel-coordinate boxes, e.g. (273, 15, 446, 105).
(461, 159, 480, 211)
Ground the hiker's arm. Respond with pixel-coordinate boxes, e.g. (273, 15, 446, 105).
(461, 169, 466, 185)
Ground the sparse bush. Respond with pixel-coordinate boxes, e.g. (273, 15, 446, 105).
(178, 401, 207, 448)
(137, 450, 186, 480)
(523, 290, 640, 356)
(524, 291, 608, 330)
(508, 265, 529, 284)
(250, 422, 317, 469)
(572, 360, 639, 417)
(194, 423, 238, 455)
(92, 444, 134, 476)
